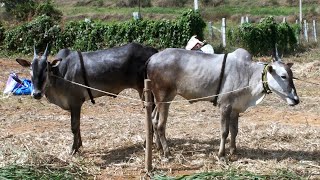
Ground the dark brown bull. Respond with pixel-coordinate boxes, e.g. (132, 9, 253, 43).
(16, 43, 158, 154)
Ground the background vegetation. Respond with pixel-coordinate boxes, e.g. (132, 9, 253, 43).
(0, 0, 310, 56)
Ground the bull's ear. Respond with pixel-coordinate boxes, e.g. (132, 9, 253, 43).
(16, 59, 31, 67)
(287, 62, 294, 68)
(267, 65, 273, 73)
(51, 58, 62, 68)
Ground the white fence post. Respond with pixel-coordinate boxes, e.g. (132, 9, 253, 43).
(283, 17, 286, 23)
(313, 20, 317, 42)
(245, 16, 249, 23)
(194, 0, 199, 10)
(208, 21, 214, 40)
(241, 17, 245, 25)
(221, 18, 226, 47)
(304, 20, 309, 42)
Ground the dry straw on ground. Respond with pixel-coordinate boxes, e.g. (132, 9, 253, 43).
(0, 55, 319, 179)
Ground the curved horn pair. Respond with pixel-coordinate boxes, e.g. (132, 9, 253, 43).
(33, 44, 50, 58)
(43, 44, 49, 57)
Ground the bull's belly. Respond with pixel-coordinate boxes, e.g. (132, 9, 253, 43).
(177, 88, 215, 102)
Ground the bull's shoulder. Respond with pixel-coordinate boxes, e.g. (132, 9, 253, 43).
(55, 48, 72, 59)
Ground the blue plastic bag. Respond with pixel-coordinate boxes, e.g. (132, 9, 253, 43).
(12, 79, 33, 95)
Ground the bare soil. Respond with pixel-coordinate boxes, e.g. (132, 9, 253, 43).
(0, 51, 319, 179)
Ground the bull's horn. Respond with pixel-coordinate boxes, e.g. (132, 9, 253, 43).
(43, 44, 49, 57)
(272, 44, 281, 62)
(34, 45, 37, 57)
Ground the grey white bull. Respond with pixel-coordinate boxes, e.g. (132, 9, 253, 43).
(146, 48, 299, 159)
(16, 42, 158, 154)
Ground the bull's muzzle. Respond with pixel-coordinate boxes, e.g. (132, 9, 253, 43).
(32, 90, 42, 100)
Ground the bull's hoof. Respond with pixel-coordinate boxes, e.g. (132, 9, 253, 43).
(70, 149, 78, 155)
(161, 155, 173, 163)
(228, 154, 238, 162)
(164, 150, 171, 158)
(155, 142, 162, 151)
(217, 156, 229, 165)
(70, 146, 82, 155)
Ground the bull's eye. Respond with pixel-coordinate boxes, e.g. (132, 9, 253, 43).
(281, 75, 287, 79)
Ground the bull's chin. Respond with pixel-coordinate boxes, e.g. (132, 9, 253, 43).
(32, 94, 43, 100)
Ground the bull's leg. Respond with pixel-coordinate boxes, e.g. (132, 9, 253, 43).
(218, 104, 231, 159)
(152, 106, 162, 150)
(70, 105, 82, 155)
(229, 111, 239, 156)
(157, 102, 171, 157)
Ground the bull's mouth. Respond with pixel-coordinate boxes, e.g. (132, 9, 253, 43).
(32, 91, 43, 100)
(286, 97, 300, 106)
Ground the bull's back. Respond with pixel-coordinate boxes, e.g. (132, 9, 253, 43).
(147, 48, 226, 99)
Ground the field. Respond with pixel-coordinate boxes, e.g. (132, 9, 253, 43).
(0, 0, 319, 179)
(0, 48, 319, 179)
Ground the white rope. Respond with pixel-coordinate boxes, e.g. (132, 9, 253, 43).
(51, 74, 258, 104)
(157, 84, 254, 104)
(51, 75, 142, 102)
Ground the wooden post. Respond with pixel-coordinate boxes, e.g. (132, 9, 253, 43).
(144, 79, 153, 172)
(221, 18, 226, 47)
(313, 20, 317, 42)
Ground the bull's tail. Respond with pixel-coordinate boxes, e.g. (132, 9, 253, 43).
(142, 57, 156, 144)
(142, 57, 155, 110)
(144, 57, 152, 80)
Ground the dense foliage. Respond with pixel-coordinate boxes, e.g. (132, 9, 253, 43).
(4, 15, 61, 54)
(227, 16, 299, 56)
(0, 0, 62, 22)
(2, 10, 206, 54)
(0, 22, 4, 45)
(35, 1, 63, 22)
(0, 0, 37, 21)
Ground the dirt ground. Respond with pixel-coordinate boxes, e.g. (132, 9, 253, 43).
(0, 50, 319, 179)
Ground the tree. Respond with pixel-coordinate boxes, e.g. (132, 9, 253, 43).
(0, 0, 37, 21)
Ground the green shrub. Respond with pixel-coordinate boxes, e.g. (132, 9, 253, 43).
(2, 10, 205, 53)
(0, 22, 4, 44)
(58, 19, 106, 52)
(4, 15, 61, 54)
(35, 0, 63, 22)
(0, 0, 38, 21)
(228, 16, 299, 56)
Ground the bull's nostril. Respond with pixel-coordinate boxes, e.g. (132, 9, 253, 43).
(32, 92, 42, 99)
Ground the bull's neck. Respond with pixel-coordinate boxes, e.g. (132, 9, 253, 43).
(45, 66, 65, 95)
(248, 63, 269, 105)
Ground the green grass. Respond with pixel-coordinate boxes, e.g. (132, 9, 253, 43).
(0, 165, 91, 180)
(153, 169, 305, 180)
(57, 4, 316, 21)
(206, 5, 313, 16)
(58, 6, 189, 17)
